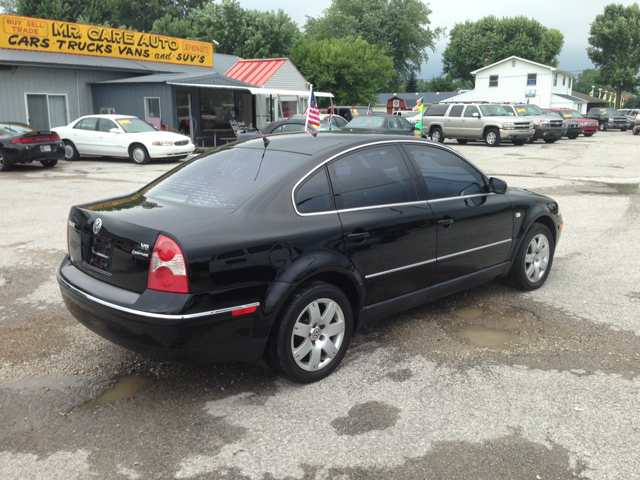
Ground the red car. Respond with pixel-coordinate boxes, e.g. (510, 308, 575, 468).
(542, 109, 598, 137)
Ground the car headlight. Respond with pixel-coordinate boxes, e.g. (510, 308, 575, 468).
(608, 118, 613, 122)
(503, 122, 515, 127)
(152, 141, 174, 146)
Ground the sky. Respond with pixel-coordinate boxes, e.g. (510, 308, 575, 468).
(237, 0, 640, 80)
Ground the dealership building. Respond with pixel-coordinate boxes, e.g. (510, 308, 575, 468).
(0, 15, 331, 146)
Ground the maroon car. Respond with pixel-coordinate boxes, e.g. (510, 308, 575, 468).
(542, 109, 599, 137)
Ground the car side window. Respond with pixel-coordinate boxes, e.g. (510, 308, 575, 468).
(448, 105, 464, 117)
(75, 118, 98, 130)
(389, 117, 401, 129)
(397, 117, 413, 130)
(295, 168, 333, 214)
(403, 145, 486, 200)
(332, 116, 347, 128)
(464, 106, 479, 118)
(98, 119, 117, 132)
(281, 124, 304, 133)
(329, 145, 417, 209)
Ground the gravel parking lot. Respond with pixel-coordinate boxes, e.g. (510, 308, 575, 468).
(1, 132, 639, 480)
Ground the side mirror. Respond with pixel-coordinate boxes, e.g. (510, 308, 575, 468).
(489, 177, 507, 194)
(109, 128, 120, 133)
(472, 112, 479, 118)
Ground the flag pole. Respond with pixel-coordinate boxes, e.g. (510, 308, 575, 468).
(304, 84, 313, 133)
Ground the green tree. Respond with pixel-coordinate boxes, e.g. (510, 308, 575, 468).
(151, 14, 193, 38)
(416, 76, 471, 92)
(587, 3, 640, 108)
(304, 0, 441, 84)
(191, 0, 300, 58)
(405, 71, 418, 92)
(573, 68, 614, 96)
(624, 96, 640, 108)
(442, 16, 564, 83)
(290, 36, 394, 105)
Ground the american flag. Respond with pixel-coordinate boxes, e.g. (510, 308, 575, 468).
(305, 85, 320, 137)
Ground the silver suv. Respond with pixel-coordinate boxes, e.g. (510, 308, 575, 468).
(499, 104, 567, 143)
(422, 103, 534, 146)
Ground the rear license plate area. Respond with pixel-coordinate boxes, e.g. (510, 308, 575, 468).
(86, 238, 113, 273)
(40, 145, 51, 152)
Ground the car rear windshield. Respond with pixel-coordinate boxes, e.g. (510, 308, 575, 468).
(346, 116, 386, 127)
(601, 109, 622, 115)
(116, 118, 157, 133)
(0, 123, 36, 135)
(144, 147, 306, 208)
(479, 105, 509, 116)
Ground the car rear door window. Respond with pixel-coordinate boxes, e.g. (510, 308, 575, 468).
(448, 106, 464, 117)
(403, 144, 486, 200)
(328, 146, 417, 209)
(425, 104, 449, 116)
(75, 118, 98, 130)
(295, 168, 333, 213)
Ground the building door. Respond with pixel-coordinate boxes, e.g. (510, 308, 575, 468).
(176, 92, 192, 137)
(26, 93, 68, 131)
(144, 97, 161, 130)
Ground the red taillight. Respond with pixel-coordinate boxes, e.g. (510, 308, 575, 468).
(232, 306, 258, 316)
(148, 234, 189, 293)
(10, 134, 60, 144)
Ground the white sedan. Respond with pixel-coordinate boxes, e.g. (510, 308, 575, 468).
(54, 115, 195, 165)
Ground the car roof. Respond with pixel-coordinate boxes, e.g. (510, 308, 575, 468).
(76, 115, 137, 120)
(234, 132, 432, 156)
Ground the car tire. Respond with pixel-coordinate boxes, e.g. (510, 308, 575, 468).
(568, 135, 578, 139)
(430, 127, 444, 143)
(40, 159, 58, 168)
(527, 137, 535, 144)
(130, 144, 151, 165)
(0, 149, 11, 172)
(512, 140, 526, 146)
(507, 223, 555, 291)
(265, 281, 352, 383)
(599, 122, 607, 131)
(544, 139, 557, 144)
(584, 134, 594, 137)
(484, 128, 501, 147)
(63, 141, 79, 161)
(633, 128, 639, 136)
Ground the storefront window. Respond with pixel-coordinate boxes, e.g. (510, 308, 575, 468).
(200, 89, 234, 131)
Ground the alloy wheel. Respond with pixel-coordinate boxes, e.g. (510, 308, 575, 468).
(524, 233, 550, 283)
(290, 298, 346, 372)
(486, 132, 497, 145)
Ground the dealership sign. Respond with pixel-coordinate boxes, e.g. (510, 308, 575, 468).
(0, 15, 213, 68)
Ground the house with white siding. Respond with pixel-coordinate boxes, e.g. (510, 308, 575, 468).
(442, 56, 587, 113)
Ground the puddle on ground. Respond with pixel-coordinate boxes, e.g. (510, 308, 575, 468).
(79, 374, 155, 410)
(443, 307, 542, 350)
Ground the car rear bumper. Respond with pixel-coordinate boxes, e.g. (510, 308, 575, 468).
(580, 125, 598, 134)
(57, 258, 269, 363)
(4, 142, 65, 164)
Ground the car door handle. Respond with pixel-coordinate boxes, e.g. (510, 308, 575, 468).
(347, 232, 370, 240)
(437, 218, 455, 227)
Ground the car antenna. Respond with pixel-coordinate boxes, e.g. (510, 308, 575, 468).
(254, 127, 270, 181)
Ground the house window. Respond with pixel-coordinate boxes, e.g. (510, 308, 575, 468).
(553, 74, 557, 86)
(563, 76, 566, 86)
(25, 93, 68, 131)
(568, 78, 572, 89)
(511, 60, 516, 67)
(489, 75, 498, 87)
(527, 74, 537, 86)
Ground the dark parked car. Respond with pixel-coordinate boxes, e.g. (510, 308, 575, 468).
(0, 121, 64, 172)
(585, 108, 629, 131)
(58, 134, 563, 383)
(541, 110, 583, 139)
(237, 116, 342, 141)
(344, 114, 423, 137)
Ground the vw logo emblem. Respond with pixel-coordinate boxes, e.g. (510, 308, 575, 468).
(93, 218, 102, 235)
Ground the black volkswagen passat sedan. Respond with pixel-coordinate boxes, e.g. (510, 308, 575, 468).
(58, 134, 563, 383)
(0, 122, 64, 171)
